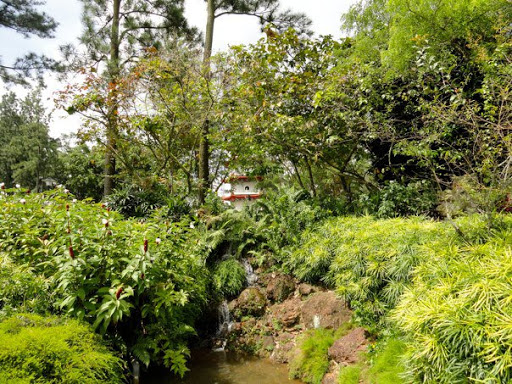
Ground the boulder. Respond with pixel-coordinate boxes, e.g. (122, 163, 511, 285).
(266, 273, 296, 302)
(301, 291, 351, 329)
(270, 332, 297, 363)
(267, 296, 302, 328)
(229, 287, 267, 320)
(298, 283, 316, 297)
(328, 327, 368, 364)
(322, 361, 341, 384)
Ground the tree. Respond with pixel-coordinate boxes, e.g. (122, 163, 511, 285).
(0, 91, 60, 188)
(197, 0, 312, 203)
(0, 0, 61, 84)
(63, 0, 196, 197)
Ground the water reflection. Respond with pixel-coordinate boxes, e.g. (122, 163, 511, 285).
(144, 349, 302, 384)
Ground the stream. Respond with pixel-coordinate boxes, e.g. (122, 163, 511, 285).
(144, 349, 302, 384)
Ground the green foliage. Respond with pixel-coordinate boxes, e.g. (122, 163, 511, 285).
(338, 365, 362, 384)
(367, 338, 406, 384)
(289, 328, 335, 384)
(58, 145, 103, 202)
(212, 258, 247, 297)
(0, 188, 209, 373)
(0, 253, 52, 315)
(288, 215, 507, 328)
(106, 183, 169, 218)
(357, 181, 438, 218)
(393, 238, 512, 383)
(0, 313, 123, 384)
(0, 91, 61, 189)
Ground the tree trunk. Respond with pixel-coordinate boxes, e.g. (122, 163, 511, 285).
(104, 0, 121, 197)
(198, 0, 215, 204)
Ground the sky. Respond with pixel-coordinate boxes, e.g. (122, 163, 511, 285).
(0, 0, 357, 138)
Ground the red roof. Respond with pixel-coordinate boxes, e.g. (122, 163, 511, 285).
(221, 193, 262, 201)
(222, 175, 263, 183)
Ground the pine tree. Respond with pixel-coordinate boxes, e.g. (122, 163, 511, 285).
(0, 0, 60, 83)
(76, 0, 196, 197)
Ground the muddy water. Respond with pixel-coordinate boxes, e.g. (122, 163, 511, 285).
(144, 349, 302, 384)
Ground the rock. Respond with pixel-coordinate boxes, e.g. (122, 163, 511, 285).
(229, 287, 267, 320)
(322, 361, 341, 384)
(328, 327, 368, 364)
(298, 283, 317, 296)
(301, 291, 351, 329)
(262, 335, 275, 351)
(266, 274, 296, 302)
(267, 296, 302, 328)
(270, 332, 296, 363)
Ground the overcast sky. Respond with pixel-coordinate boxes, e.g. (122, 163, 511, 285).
(0, 0, 357, 138)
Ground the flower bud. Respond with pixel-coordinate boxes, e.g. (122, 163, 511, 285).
(143, 239, 148, 253)
(115, 286, 123, 299)
(155, 237, 161, 245)
(102, 218, 109, 228)
(66, 204, 70, 211)
(69, 245, 75, 259)
(20, 198, 26, 204)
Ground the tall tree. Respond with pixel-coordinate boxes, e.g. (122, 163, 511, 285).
(65, 0, 196, 197)
(0, 91, 60, 188)
(0, 0, 60, 84)
(197, 0, 312, 203)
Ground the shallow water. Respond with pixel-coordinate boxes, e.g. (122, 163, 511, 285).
(144, 349, 302, 384)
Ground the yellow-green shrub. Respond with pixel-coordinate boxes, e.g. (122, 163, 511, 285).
(0, 313, 123, 384)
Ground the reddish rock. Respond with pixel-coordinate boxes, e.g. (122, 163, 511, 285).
(266, 273, 296, 302)
(267, 296, 302, 328)
(322, 361, 340, 384)
(301, 291, 351, 329)
(328, 327, 368, 364)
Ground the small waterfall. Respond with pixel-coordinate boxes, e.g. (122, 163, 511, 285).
(213, 300, 233, 352)
(242, 259, 258, 286)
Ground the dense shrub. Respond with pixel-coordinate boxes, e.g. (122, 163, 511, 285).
(288, 216, 450, 327)
(212, 258, 247, 297)
(289, 328, 336, 384)
(0, 188, 208, 375)
(0, 313, 123, 384)
(393, 240, 512, 383)
(0, 253, 53, 315)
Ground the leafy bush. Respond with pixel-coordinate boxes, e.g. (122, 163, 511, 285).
(288, 216, 450, 327)
(393, 240, 512, 383)
(288, 215, 512, 328)
(0, 313, 123, 384)
(212, 258, 247, 297)
(289, 328, 335, 384)
(0, 188, 208, 374)
(106, 183, 169, 218)
(356, 180, 438, 218)
(0, 253, 53, 315)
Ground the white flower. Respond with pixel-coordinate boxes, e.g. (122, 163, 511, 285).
(15, 184, 20, 189)
(64, 189, 70, 194)
(102, 218, 109, 226)
(155, 237, 161, 245)
(20, 198, 26, 204)
(189, 222, 195, 229)
(72, 199, 77, 203)
(0, 182, 4, 188)
(57, 184, 62, 189)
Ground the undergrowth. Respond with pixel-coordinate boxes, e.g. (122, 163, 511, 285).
(0, 313, 123, 384)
